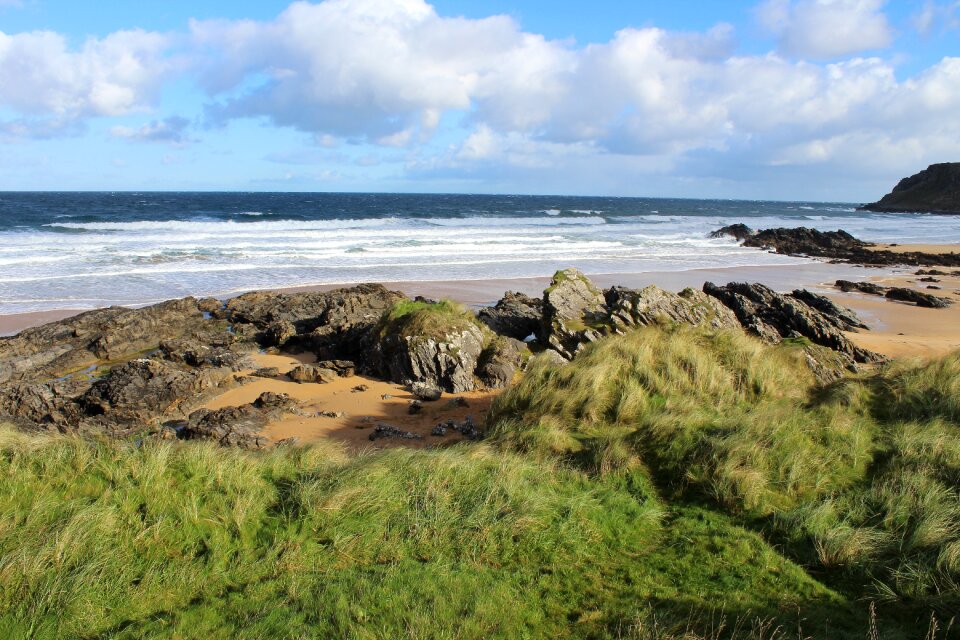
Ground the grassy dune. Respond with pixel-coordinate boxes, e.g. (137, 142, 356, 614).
(1, 324, 959, 638)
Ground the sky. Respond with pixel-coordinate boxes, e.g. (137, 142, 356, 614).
(0, 0, 958, 201)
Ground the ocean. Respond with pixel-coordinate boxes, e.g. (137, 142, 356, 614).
(2, 192, 959, 316)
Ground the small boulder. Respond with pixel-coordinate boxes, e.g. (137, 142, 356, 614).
(410, 381, 443, 401)
(287, 365, 338, 384)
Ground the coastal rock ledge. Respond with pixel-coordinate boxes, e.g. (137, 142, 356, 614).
(859, 162, 960, 215)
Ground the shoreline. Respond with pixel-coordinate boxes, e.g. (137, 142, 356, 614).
(0, 261, 892, 336)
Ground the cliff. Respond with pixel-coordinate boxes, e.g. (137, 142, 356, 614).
(860, 162, 960, 214)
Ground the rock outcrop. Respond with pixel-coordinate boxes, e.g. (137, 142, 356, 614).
(605, 285, 740, 333)
(477, 292, 542, 341)
(713, 225, 960, 268)
(702, 282, 880, 364)
(541, 268, 608, 360)
(179, 392, 296, 449)
(477, 337, 525, 389)
(0, 297, 224, 385)
(376, 302, 487, 393)
(860, 163, 960, 215)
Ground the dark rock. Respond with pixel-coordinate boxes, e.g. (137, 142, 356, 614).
(703, 282, 882, 364)
(263, 320, 297, 347)
(79, 358, 233, 427)
(431, 424, 447, 436)
(252, 367, 281, 378)
(318, 410, 345, 418)
(197, 297, 223, 314)
(860, 163, 960, 215)
(376, 303, 486, 393)
(928, 285, 942, 290)
(477, 292, 543, 341)
(287, 365, 338, 384)
(790, 289, 868, 331)
(316, 359, 355, 377)
(541, 268, 607, 360)
(714, 225, 960, 268)
(885, 287, 953, 308)
(369, 423, 422, 441)
(225, 285, 405, 367)
(353, 384, 369, 393)
(410, 381, 443, 401)
(180, 392, 295, 449)
(835, 280, 887, 296)
(0, 382, 82, 427)
(0, 297, 220, 385)
(444, 396, 470, 409)
(916, 269, 949, 276)
(408, 399, 423, 415)
(477, 337, 525, 389)
(710, 223, 754, 241)
(919, 276, 941, 282)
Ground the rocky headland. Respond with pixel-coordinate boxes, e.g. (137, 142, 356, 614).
(859, 162, 960, 214)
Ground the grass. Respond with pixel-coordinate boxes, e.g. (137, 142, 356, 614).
(378, 299, 489, 344)
(489, 325, 960, 614)
(3, 324, 960, 637)
(0, 424, 911, 639)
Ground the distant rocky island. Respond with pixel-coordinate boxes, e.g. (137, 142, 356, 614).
(860, 162, 960, 214)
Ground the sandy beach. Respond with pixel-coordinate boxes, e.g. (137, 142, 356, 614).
(205, 352, 497, 450)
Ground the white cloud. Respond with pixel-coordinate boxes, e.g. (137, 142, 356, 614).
(0, 28, 171, 137)
(757, 0, 894, 59)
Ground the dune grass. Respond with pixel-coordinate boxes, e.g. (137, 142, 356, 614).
(0, 424, 886, 639)
(489, 325, 960, 613)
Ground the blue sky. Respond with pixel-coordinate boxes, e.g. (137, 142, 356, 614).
(0, 0, 958, 200)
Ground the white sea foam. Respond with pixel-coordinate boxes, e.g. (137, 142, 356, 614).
(5, 207, 960, 314)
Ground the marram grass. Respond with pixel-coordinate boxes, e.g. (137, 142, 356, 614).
(490, 325, 960, 612)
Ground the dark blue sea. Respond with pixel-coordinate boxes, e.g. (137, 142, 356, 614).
(1, 192, 957, 315)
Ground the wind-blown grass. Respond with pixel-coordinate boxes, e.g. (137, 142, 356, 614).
(0, 425, 876, 639)
(489, 325, 960, 612)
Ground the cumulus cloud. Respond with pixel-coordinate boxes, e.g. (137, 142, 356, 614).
(757, 0, 894, 59)
(0, 28, 171, 137)
(110, 116, 193, 144)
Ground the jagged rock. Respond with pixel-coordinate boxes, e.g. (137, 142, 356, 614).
(225, 284, 405, 366)
(713, 225, 960, 267)
(919, 276, 941, 283)
(0, 382, 82, 427)
(318, 410, 345, 418)
(477, 337, 525, 389)
(541, 268, 607, 360)
(885, 287, 953, 308)
(790, 289, 868, 331)
(916, 269, 950, 276)
(159, 336, 249, 370)
(477, 292, 543, 341)
(703, 282, 882, 364)
(353, 384, 369, 393)
(410, 381, 443, 401)
(835, 280, 887, 296)
(376, 302, 486, 393)
(604, 285, 740, 332)
(179, 392, 295, 449)
(860, 163, 960, 215)
(252, 367, 280, 378)
(431, 424, 447, 436)
(287, 365, 338, 384)
(264, 320, 296, 347)
(369, 423, 422, 441)
(316, 360, 355, 377)
(408, 400, 423, 415)
(79, 358, 232, 427)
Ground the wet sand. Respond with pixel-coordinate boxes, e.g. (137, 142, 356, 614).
(204, 352, 496, 450)
(829, 267, 960, 360)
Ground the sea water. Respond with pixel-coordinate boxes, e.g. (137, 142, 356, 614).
(1, 192, 959, 315)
